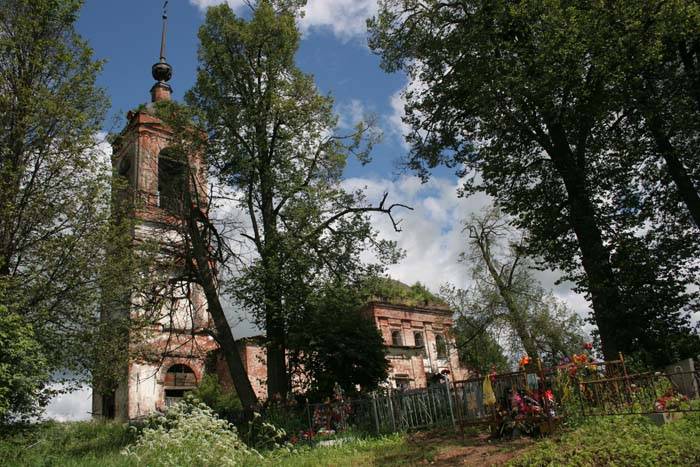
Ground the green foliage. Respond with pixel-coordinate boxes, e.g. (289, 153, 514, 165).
(369, 0, 700, 364)
(240, 412, 289, 451)
(288, 280, 390, 401)
(123, 398, 256, 466)
(0, 420, 136, 467)
(509, 413, 700, 466)
(0, 0, 109, 374)
(0, 305, 49, 422)
(0, 0, 162, 407)
(191, 374, 243, 421)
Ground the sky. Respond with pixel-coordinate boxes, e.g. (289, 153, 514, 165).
(43, 0, 592, 421)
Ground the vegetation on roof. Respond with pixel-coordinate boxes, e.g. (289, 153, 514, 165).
(362, 277, 447, 308)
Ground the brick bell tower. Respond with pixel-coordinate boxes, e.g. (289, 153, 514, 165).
(92, 2, 217, 421)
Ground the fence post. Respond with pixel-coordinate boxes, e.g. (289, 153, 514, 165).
(388, 392, 397, 432)
(306, 403, 312, 432)
(371, 393, 380, 434)
(445, 380, 457, 431)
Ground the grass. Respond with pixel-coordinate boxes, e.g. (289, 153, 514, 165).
(509, 411, 700, 466)
(4, 413, 700, 466)
(0, 420, 136, 467)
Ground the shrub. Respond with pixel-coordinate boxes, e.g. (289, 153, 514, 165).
(122, 397, 256, 466)
(240, 412, 289, 451)
(191, 373, 243, 421)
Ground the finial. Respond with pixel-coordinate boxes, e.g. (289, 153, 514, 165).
(151, 1, 172, 101)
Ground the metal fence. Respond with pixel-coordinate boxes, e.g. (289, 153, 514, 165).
(303, 358, 700, 435)
(307, 385, 456, 434)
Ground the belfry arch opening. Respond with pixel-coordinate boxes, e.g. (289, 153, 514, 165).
(157, 147, 186, 213)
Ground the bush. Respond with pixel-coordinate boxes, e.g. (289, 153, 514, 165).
(122, 397, 256, 466)
(240, 412, 289, 451)
(191, 373, 243, 421)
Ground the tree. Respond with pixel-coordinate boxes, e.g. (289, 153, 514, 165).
(0, 0, 148, 406)
(287, 280, 389, 401)
(368, 0, 699, 361)
(188, 1, 407, 399)
(612, 1, 700, 228)
(0, 305, 49, 423)
(440, 207, 586, 367)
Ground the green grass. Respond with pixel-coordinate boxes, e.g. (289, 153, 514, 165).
(0, 420, 136, 467)
(247, 433, 438, 467)
(509, 411, 700, 466)
(5, 413, 700, 466)
(0, 422, 436, 467)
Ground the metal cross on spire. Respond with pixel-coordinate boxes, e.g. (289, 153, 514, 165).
(160, 1, 168, 62)
(152, 1, 172, 86)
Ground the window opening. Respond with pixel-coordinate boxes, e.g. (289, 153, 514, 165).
(391, 329, 403, 346)
(414, 331, 426, 356)
(435, 334, 447, 359)
(158, 148, 186, 213)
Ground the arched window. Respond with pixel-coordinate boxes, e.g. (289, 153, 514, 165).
(158, 147, 186, 213)
(414, 331, 426, 356)
(164, 363, 197, 407)
(391, 329, 403, 346)
(435, 334, 447, 359)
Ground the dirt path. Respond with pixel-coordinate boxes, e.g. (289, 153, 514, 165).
(392, 431, 534, 466)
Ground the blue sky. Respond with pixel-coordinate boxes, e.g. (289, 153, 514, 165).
(43, 0, 593, 421)
(77, 0, 410, 180)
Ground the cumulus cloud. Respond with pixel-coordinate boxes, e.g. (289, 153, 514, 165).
(299, 0, 377, 41)
(189, 0, 248, 11)
(189, 0, 377, 41)
(343, 175, 593, 320)
(43, 385, 92, 422)
(336, 99, 369, 129)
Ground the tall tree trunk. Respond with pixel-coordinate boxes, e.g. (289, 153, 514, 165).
(647, 120, 700, 228)
(265, 308, 288, 400)
(548, 123, 623, 361)
(187, 204, 259, 410)
(474, 237, 539, 359)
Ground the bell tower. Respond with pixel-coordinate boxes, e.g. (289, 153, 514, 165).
(92, 2, 216, 421)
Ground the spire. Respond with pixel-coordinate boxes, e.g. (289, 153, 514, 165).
(151, 1, 172, 102)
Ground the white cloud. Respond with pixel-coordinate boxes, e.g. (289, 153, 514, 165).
(387, 88, 411, 149)
(189, 0, 378, 41)
(343, 175, 593, 321)
(42, 385, 92, 422)
(336, 99, 367, 130)
(299, 0, 377, 41)
(189, 0, 247, 11)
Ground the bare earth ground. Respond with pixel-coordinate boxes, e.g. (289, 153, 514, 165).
(373, 429, 535, 466)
